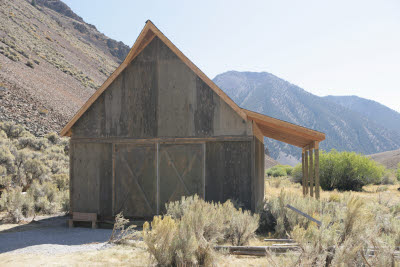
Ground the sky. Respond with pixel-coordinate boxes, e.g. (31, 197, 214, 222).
(62, 0, 400, 112)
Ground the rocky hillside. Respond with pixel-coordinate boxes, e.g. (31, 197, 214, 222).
(369, 149, 400, 170)
(213, 71, 400, 164)
(324, 95, 400, 134)
(0, 0, 128, 136)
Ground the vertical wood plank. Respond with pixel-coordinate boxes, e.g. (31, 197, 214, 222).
(315, 147, 320, 200)
(69, 140, 73, 214)
(304, 149, 309, 195)
(309, 147, 314, 197)
(302, 150, 305, 196)
(203, 142, 206, 200)
(251, 137, 255, 211)
(112, 143, 116, 216)
(156, 142, 160, 215)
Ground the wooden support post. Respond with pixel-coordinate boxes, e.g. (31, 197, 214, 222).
(315, 142, 320, 200)
(302, 149, 305, 196)
(304, 149, 309, 195)
(309, 146, 314, 197)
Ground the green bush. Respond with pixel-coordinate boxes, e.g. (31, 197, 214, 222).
(397, 163, 400, 181)
(291, 150, 386, 191)
(291, 164, 302, 183)
(266, 165, 293, 177)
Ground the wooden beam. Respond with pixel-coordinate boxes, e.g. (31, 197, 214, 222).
(70, 136, 253, 144)
(257, 124, 311, 148)
(304, 149, 309, 195)
(243, 109, 326, 142)
(315, 144, 320, 199)
(309, 147, 314, 197)
(302, 149, 305, 196)
(252, 122, 264, 144)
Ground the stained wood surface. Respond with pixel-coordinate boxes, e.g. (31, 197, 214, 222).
(61, 20, 247, 137)
(70, 36, 250, 139)
(254, 138, 265, 210)
(114, 144, 157, 217)
(243, 109, 325, 148)
(309, 148, 314, 197)
(304, 150, 309, 195)
(158, 143, 204, 212)
(205, 141, 253, 210)
(70, 143, 112, 215)
(315, 148, 320, 199)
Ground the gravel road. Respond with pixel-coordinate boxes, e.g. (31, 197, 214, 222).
(0, 215, 113, 254)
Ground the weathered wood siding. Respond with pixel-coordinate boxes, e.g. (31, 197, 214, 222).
(70, 143, 112, 216)
(253, 138, 265, 210)
(205, 141, 253, 210)
(69, 36, 265, 218)
(72, 37, 251, 138)
(158, 143, 205, 212)
(114, 144, 157, 217)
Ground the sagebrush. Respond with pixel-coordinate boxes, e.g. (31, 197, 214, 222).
(143, 195, 259, 266)
(261, 184, 400, 266)
(0, 122, 69, 222)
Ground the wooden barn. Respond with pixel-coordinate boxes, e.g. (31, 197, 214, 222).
(61, 21, 325, 220)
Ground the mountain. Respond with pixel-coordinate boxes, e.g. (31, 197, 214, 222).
(369, 149, 400, 170)
(213, 71, 400, 164)
(0, 0, 129, 135)
(324, 95, 400, 134)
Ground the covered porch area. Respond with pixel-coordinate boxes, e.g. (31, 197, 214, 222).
(243, 109, 326, 199)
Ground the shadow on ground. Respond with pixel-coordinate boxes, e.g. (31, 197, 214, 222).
(0, 215, 112, 254)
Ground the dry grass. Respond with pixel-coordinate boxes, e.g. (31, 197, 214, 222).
(0, 245, 150, 267)
(265, 176, 400, 205)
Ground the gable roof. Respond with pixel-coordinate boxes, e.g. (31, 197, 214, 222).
(243, 109, 325, 148)
(60, 20, 247, 137)
(60, 20, 325, 150)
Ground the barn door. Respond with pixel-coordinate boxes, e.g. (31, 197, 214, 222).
(114, 144, 157, 217)
(158, 143, 205, 212)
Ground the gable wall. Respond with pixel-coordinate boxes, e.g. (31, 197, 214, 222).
(72, 37, 251, 138)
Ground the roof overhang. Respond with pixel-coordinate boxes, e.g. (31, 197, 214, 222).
(243, 109, 325, 148)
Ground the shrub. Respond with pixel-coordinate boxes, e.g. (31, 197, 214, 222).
(0, 121, 69, 219)
(143, 216, 181, 266)
(397, 163, 400, 181)
(24, 158, 50, 184)
(266, 165, 293, 177)
(144, 195, 259, 266)
(0, 187, 34, 222)
(381, 170, 397, 185)
(26, 61, 34, 69)
(53, 173, 69, 191)
(291, 150, 386, 191)
(109, 212, 140, 244)
(225, 208, 259, 246)
(0, 122, 26, 139)
(291, 164, 302, 183)
(45, 132, 59, 144)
